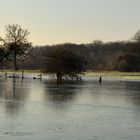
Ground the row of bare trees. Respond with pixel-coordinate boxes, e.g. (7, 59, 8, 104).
(0, 24, 87, 82)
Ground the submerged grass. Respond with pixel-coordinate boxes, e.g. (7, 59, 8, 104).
(85, 71, 140, 80)
(0, 70, 140, 80)
(0, 69, 41, 74)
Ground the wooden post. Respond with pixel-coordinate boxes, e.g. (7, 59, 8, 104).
(22, 70, 24, 79)
(99, 76, 102, 83)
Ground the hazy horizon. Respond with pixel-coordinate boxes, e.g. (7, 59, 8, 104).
(0, 0, 140, 45)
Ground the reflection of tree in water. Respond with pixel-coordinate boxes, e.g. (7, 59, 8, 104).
(124, 81, 140, 120)
(124, 81, 140, 102)
(43, 81, 84, 109)
(3, 78, 29, 115)
(0, 79, 6, 97)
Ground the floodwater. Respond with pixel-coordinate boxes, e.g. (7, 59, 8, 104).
(0, 76, 140, 140)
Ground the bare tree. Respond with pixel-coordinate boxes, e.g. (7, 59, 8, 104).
(3, 24, 31, 70)
(133, 30, 140, 43)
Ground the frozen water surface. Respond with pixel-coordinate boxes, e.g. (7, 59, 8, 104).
(0, 76, 140, 140)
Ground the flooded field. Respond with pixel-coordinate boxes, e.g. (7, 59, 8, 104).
(0, 76, 140, 140)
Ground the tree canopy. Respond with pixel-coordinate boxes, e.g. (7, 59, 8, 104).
(1, 24, 31, 70)
(45, 46, 86, 83)
(133, 30, 140, 43)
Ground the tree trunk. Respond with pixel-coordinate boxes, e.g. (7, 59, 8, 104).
(14, 53, 18, 70)
(1, 60, 3, 73)
(57, 72, 62, 84)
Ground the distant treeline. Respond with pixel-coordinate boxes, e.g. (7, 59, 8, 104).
(0, 24, 140, 72)
(2, 41, 139, 72)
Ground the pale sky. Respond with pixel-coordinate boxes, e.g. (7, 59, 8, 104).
(0, 0, 140, 45)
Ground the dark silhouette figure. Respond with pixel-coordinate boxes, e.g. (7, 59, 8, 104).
(99, 76, 102, 83)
